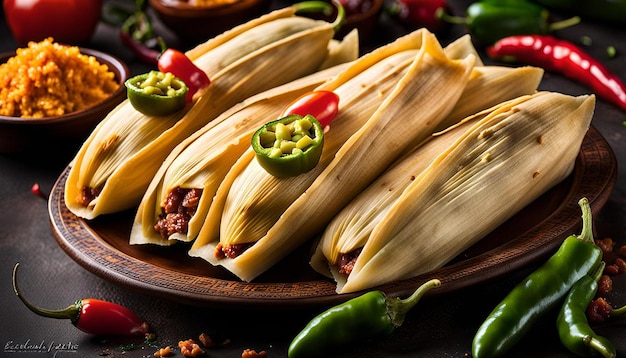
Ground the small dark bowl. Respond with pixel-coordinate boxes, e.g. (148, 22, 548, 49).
(149, 0, 273, 45)
(0, 48, 129, 153)
(338, 0, 383, 43)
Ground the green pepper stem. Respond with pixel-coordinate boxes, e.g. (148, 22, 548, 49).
(12, 263, 80, 322)
(547, 16, 581, 32)
(292, 0, 345, 33)
(584, 335, 617, 358)
(386, 279, 441, 328)
(577, 197, 595, 244)
(435, 8, 468, 25)
(610, 304, 626, 316)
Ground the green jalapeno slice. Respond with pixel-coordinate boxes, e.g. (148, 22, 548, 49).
(125, 70, 188, 116)
(251, 114, 324, 178)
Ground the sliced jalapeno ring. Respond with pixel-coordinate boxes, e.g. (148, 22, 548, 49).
(252, 114, 324, 178)
(125, 70, 188, 116)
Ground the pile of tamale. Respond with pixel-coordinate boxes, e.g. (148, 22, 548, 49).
(63, 5, 595, 294)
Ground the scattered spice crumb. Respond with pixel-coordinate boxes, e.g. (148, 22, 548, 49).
(242, 348, 267, 358)
(198, 332, 230, 348)
(607, 45, 617, 59)
(178, 339, 205, 357)
(154, 346, 174, 357)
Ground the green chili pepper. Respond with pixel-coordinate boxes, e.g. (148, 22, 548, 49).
(125, 70, 188, 116)
(557, 262, 617, 358)
(438, 0, 580, 45)
(472, 197, 603, 358)
(288, 278, 441, 358)
(252, 114, 325, 178)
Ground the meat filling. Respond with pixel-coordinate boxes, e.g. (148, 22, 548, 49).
(78, 186, 102, 207)
(214, 242, 254, 259)
(154, 187, 202, 239)
(337, 248, 362, 275)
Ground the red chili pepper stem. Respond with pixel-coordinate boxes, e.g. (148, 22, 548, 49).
(12, 263, 147, 336)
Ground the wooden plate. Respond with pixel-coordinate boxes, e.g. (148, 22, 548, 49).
(49, 126, 617, 309)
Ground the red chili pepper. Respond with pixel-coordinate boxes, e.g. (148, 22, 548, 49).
(158, 48, 211, 103)
(12, 263, 147, 336)
(487, 35, 626, 111)
(385, 0, 449, 32)
(282, 90, 340, 128)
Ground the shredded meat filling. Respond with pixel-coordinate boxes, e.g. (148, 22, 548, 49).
(214, 242, 254, 259)
(78, 186, 101, 207)
(154, 187, 203, 239)
(338, 248, 362, 275)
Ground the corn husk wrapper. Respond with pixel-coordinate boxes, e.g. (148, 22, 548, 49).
(190, 29, 476, 281)
(130, 63, 350, 245)
(64, 7, 356, 220)
(322, 92, 595, 293)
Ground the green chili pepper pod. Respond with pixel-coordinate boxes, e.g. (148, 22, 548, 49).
(557, 262, 617, 358)
(125, 70, 188, 116)
(472, 197, 603, 358)
(438, 0, 579, 45)
(288, 279, 441, 358)
(252, 114, 324, 178)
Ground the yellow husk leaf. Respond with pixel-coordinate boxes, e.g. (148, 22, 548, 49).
(64, 11, 353, 220)
(337, 92, 595, 293)
(190, 29, 476, 281)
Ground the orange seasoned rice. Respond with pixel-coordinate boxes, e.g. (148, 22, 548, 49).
(0, 38, 119, 118)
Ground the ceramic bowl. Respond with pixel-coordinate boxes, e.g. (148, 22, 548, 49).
(149, 0, 273, 45)
(0, 48, 129, 153)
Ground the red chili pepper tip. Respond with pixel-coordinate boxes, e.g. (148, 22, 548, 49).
(282, 90, 340, 128)
(31, 183, 47, 200)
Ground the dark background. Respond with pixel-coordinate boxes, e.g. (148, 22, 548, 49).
(1, 0, 625, 357)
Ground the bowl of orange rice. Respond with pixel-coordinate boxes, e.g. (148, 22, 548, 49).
(0, 38, 130, 153)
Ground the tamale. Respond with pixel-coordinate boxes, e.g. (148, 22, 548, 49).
(190, 29, 476, 281)
(64, 6, 356, 220)
(322, 92, 596, 293)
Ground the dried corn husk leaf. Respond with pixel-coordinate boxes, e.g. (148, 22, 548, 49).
(64, 9, 355, 220)
(333, 92, 595, 293)
(190, 29, 476, 281)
